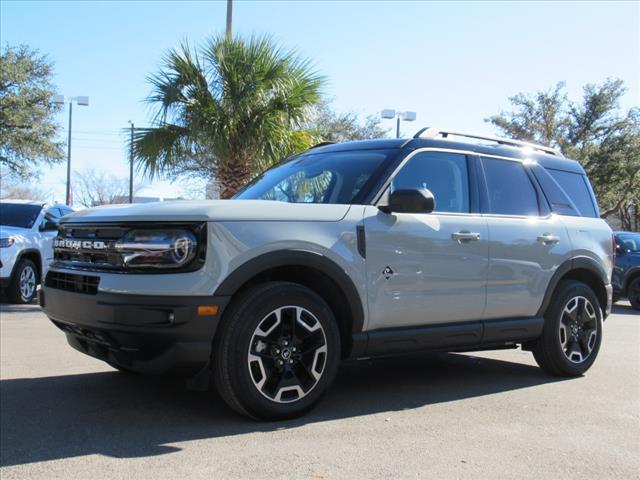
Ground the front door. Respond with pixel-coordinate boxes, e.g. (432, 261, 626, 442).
(364, 150, 489, 331)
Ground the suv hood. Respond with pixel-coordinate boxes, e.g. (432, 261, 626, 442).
(62, 200, 352, 224)
(0, 225, 31, 236)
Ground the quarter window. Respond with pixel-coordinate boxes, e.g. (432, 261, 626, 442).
(547, 169, 597, 217)
(481, 157, 540, 216)
(392, 152, 470, 213)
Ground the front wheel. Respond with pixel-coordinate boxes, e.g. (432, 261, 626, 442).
(627, 277, 640, 311)
(533, 280, 603, 376)
(212, 282, 340, 420)
(8, 259, 38, 304)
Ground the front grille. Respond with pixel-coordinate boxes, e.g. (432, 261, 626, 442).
(52, 223, 206, 273)
(45, 271, 100, 295)
(53, 225, 127, 270)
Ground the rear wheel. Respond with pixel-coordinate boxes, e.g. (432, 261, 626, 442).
(8, 259, 38, 304)
(212, 282, 340, 420)
(627, 277, 640, 311)
(533, 280, 602, 376)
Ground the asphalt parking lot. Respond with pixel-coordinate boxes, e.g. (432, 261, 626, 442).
(1, 302, 638, 479)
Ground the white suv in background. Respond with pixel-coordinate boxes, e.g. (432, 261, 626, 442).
(0, 200, 74, 303)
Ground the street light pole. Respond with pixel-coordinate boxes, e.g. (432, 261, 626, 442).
(66, 102, 73, 205)
(129, 121, 134, 204)
(54, 95, 89, 206)
(381, 109, 417, 139)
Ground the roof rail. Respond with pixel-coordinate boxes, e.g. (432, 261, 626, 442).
(413, 127, 563, 157)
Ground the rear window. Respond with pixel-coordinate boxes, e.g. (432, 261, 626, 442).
(547, 169, 598, 217)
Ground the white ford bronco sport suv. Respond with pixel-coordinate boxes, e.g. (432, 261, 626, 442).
(41, 129, 614, 420)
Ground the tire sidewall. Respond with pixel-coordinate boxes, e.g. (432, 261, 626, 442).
(11, 259, 38, 304)
(544, 282, 603, 375)
(223, 283, 341, 420)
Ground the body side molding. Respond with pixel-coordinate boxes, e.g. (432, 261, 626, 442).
(350, 316, 543, 359)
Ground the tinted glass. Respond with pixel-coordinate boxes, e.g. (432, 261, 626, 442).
(235, 150, 391, 204)
(548, 169, 597, 217)
(392, 152, 469, 213)
(481, 157, 539, 216)
(0, 203, 42, 228)
(616, 233, 640, 253)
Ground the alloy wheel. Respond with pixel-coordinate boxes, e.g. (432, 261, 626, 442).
(559, 296, 598, 363)
(19, 266, 36, 301)
(247, 305, 328, 403)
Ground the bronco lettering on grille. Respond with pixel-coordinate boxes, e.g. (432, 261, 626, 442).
(54, 239, 107, 250)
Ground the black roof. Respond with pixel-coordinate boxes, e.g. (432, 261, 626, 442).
(309, 137, 585, 174)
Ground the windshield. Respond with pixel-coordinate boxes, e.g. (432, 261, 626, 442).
(235, 149, 392, 204)
(0, 203, 43, 229)
(616, 233, 640, 253)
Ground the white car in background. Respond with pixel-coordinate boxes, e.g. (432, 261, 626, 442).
(0, 200, 74, 303)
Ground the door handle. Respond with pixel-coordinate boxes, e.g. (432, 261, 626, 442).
(452, 231, 481, 242)
(537, 233, 560, 245)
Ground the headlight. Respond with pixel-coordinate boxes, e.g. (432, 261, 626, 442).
(0, 238, 15, 248)
(115, 229, 198, 269)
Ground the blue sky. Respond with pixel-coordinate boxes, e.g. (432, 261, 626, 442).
(2, 0, 639, 203)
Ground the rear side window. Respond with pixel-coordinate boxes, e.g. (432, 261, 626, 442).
(392, 151, 469, 213)
(481, 157, 539, 216)
(547, 169, 598, 217)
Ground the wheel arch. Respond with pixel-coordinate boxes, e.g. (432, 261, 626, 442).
(623, 267, 640, 295)
(213, 250, 365, 358)
(538, 257, 609, 317)
(13, 249, 43, 283)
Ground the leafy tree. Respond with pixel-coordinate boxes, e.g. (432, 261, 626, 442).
(487, 79, 640, 230)
(0, 45, 64, 178)
(306, 99, 388, 142)
(132, 35, 323, 199)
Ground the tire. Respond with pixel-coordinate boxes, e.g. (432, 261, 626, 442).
(533, 280, 603, 377)
(212, 281, 341, 420)
(628, 277, 640, 311)
(8, 258, 38, 304)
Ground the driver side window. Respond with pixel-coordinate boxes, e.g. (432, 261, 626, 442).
(392, 151, 470, 213)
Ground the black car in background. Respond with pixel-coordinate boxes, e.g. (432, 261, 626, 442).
(613, 232, 640, 311)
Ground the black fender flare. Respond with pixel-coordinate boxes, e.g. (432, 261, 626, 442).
(536, 256, 609, 316)
(213, 250, 365, 333)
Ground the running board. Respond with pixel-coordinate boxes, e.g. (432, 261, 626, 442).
(350, 317, 543, 359)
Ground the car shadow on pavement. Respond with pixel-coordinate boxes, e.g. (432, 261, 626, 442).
(0, 304, 42, 314)
(0, 350, 569, 467)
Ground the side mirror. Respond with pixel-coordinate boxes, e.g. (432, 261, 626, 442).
(379, 188, 435, 214)
(40, 220, 59, 232)
(615, 244, 626, 255)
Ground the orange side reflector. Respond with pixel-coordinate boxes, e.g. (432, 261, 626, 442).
(197, 305, 219, 316)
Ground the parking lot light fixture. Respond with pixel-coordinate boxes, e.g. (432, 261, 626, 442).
(381, 109, 417, 138)
(54, 95, 90, 206)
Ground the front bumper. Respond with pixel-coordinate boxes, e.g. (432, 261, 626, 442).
(40, 286, 229, 375)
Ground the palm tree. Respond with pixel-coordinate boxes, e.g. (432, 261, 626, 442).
(132, 35, 324, 198)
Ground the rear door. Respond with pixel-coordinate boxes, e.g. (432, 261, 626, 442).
(364, 150, 489, 331)
(479, 156, 572, 319)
